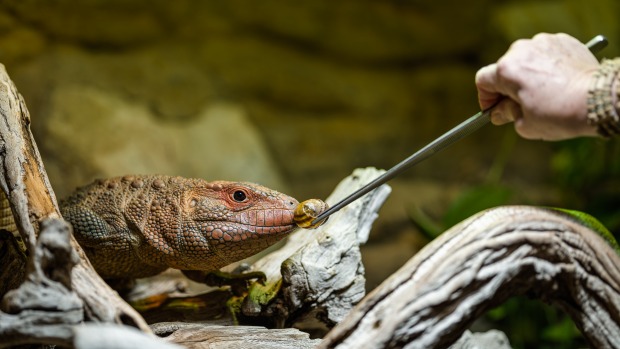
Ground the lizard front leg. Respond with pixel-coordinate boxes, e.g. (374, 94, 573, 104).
(182, 269, 267, 296)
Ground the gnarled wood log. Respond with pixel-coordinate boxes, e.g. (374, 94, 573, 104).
(151, 322, 321, 349)
(319, 206, 620, 349)
(0, 63, 149, 331)
(244, 167, 391, 331)
(0, 218, 83, 348)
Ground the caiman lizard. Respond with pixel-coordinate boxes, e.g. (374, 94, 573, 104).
(60, 175, 299, 285)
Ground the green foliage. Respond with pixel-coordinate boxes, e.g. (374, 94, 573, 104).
(485, 297, 586, 349)
(551, 138, 620, 188)
(550, 138, 620, 237)
(410, 130, 518, 239)
(410, 184, 514, 239)
(442, 184, 513, 229)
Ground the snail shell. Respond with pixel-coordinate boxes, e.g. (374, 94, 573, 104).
(294, 199, 329, 229)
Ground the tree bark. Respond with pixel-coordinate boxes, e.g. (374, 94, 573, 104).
(151, 322, 321, 349)
(0, 63, 149, 331)
(318, 206, 620, 349)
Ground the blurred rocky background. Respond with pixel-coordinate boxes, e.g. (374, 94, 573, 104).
(1, 1, 619, 347)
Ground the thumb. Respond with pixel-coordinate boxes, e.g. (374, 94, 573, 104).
(490, 98, 522, 126)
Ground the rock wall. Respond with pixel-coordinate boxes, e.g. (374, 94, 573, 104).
(0, 0, 618, 287)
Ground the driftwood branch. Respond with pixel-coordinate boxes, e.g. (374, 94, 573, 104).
(0, 218, 82, 348)
(1, 219, 172, 349)
(319, 206, 620, 349)
(0, 63, 150, 343)
(245, 167, 391, 330)
(151, 322, 321, 349)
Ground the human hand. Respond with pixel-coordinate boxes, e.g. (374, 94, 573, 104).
(475, 33, 601, 140)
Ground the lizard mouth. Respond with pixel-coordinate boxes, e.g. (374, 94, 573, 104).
(248, 223, 296, 235)
(202, 222, 296, 244)
(231, 207, 296, 228)
(223, 223, 296, 239)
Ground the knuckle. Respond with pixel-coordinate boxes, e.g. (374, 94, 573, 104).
(495, 57, 515, 80)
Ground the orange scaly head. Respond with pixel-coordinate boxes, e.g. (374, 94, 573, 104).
(171, 180, 299, 270)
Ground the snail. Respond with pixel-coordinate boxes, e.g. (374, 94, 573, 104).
(294, 199, 329, 229)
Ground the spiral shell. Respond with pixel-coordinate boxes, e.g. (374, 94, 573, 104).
(294, 199, 329, 229)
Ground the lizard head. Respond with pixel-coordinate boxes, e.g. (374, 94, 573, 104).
(177, 180, 299, 270)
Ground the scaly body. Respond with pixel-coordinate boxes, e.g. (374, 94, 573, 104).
(60, 175, 298, 280)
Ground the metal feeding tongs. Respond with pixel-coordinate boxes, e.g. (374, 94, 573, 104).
(311, 35, 608, 226)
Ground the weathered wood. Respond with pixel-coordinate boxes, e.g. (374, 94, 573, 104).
(318, 206, 620, 349)
(0, 191, 27, 295)
(0, 218, 83, 348)
(73, 324, 183, 349)
(151, 322, 321, 349)
(0, 63, 149, 331)
(448, 330, 511, 349)
(1, 220, 165, 349)
(255, 167, 391, 331)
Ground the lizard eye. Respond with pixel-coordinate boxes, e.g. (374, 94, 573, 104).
(232, 190, 248, 202)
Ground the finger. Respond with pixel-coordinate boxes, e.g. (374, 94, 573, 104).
(490, 98, 522, 126)
(475, 64, 503, 110)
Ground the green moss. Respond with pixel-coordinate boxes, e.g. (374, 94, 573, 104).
(247, 278, 283, 306)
